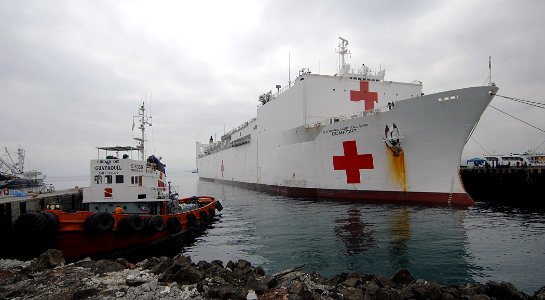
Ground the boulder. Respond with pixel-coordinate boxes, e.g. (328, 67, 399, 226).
(391, 269, 414, 285)
(342, 277, 361, 288)
(483, 281, 529, 300)
(174, 266, 204, 284)
(92, 259, 125, 274)
(236, 259, 252, 270)
(150, 258, 173, 275)
(410, 279, 443, 300)
(534, 285, 545, 300)
(29, 249, 65, 272)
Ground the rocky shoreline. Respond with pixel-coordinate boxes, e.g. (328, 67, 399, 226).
(1, 249, 544, 300)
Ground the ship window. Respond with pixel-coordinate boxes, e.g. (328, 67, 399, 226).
(116, 175, 124, 184)
(138, 176, 143, 186)
(105, 175, 113, 184)
(94, 175, 102, 184)
(138, 194, 146, 199)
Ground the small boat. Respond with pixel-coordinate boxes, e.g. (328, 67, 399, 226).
(12, 103, 223, 259)
(0, 147, 47, 190)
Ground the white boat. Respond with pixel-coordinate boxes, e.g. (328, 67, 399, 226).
(195, 38, 498, 206)
(0, 147, 46, 188)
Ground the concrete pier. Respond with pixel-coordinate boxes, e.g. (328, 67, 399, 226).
(0, 189, 83, 232)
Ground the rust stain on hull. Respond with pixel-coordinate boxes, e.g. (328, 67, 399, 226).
(387, 147, 407, 192)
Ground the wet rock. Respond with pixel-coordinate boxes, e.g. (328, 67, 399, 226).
(74, 257, 96, 269)
(172, 253, 192, 267)
(483, 281, 530, 300)
(72, 287, 99, 299)
(535, 285, 545, 300)
(93, 259, 125, 274)
(374, 275, 395, 287)
(139, 256, 159, 270)
(150, 258, 173, 275)
(226, 260, 236, 270)
(210, 259, 224, 268)
(342, 277, 361, 288)
(174, 266, 204, 284)
(29, 249, 65, 272)
(237, 259, 252, 270)
(391, 269, 414, 285)
(197, 260, 210, 269)
(410, 279, 443, 300)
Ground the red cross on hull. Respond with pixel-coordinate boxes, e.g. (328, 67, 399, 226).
(333, 140, 374, 184)
(350, 81, 378, 111)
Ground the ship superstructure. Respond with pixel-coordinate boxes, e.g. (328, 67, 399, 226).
(196, 38, 497, 206)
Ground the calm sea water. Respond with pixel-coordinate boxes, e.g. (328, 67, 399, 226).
(47, 172, 545, 293)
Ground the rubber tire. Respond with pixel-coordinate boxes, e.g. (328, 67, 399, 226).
(14, 212, 48, 237)
(91, 212, 115, 233)
(145, 215, 165, 233)
(41, 211, 60, 233)
(199, 210, 207, 220)
(215, 201, 223, 211)
(166, 217, 182, 233)
(119, 215, 144, 233)
(187, 214, 198, 227)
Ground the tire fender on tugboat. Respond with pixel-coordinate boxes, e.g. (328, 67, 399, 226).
(215, 200, 223, 211)
(186, 214, 198, 227)
(166, 217, 182, 233)
(14, 212, 50, 237)
(118, 215, 145, 233)
(145, 215, 165, 233)
(85, 212, 115, 233)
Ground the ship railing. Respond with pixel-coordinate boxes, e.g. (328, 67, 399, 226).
(221, 118, 258, 140)
(157, 185, 180, 200)
(257, 80, 296, 108)
(304, 104, 395, 128)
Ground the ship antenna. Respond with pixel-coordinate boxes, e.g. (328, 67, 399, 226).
(134, 102, 152, 161)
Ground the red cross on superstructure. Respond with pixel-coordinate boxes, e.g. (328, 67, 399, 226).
(350, 81, 378, 111)
(333, 140, 374, 184)
(221, 160, 225, 177)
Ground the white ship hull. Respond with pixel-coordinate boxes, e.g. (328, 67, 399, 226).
(196, 40, 497, 206)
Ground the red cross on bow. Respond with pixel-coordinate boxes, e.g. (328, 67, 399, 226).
(350, 81, 378, 111)
(221, 160, 225, 177)
(333, 140, 374, 184)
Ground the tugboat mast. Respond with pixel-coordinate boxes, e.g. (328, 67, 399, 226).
(133, 102, 152, 161)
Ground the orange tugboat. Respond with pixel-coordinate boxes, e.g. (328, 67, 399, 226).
(13, 103, 222, 259)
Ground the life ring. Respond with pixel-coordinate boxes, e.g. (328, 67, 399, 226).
(145, 215, 165, 233)
(166, 217, 182, 233)
(91, 212, 115, 233)
(2, 188, 8, 195)
(118, 215, 144, 233)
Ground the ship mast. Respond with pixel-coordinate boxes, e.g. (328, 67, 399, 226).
(133, 102, 152, 161)
(336, 37, 351, 76)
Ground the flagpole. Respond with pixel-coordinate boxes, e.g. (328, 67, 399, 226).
(489, 56, 492, 83)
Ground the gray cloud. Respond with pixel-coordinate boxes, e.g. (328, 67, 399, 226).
(1, 0, 544, 177)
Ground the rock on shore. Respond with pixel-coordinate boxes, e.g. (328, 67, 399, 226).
(1, 249, 544, 299)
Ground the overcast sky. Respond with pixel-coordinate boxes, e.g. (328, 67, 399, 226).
(1, 1, 544, 177)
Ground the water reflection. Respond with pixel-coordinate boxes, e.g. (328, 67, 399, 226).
(388, 208, 411, 271)
(334, 207, 376, 255)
